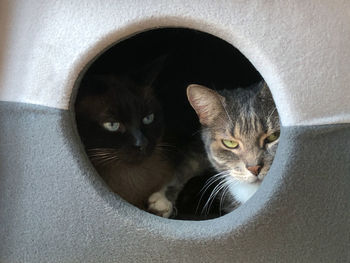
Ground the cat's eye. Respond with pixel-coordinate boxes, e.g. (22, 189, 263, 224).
(102, 121, 120, 132)
(222, 139, 239, 149)
(142, 113, 154, 125)
(265, 131, 280, 143)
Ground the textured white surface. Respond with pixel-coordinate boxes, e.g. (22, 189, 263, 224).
(0, 0, 349, 126)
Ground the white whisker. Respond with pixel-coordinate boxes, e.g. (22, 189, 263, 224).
(267, 107, 277, 120)
(195, 171, 229, 215)
(200, 175, 230, 216)
(219, 184, 231, 215)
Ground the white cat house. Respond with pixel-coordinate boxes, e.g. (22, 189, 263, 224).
(0, 1, 349, 262)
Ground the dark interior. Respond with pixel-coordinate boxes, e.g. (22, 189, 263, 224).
(77, 28, 262, 220)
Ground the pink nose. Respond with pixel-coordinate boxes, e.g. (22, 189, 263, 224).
(247, 165, 262, 176)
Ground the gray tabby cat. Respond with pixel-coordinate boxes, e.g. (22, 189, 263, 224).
(148, 81, 279, 217)
(149, 82, 280, 217)
(186, 81, 280, 213)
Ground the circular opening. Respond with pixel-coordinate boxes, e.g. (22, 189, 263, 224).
(74, 28, 280, 220)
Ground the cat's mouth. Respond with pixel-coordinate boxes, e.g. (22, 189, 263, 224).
(123, 154, 150, 164)
(257, 173, 265, 181)
(87, 146, 155, 166)
(247, 176, 261, 184)
(230, 171, 264, 184)
(120, 146, 156, 164)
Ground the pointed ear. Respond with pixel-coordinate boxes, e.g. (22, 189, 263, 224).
(79, 74, 110, 96)
(133, 54, 168, 86)
(187, 84, 225, 126)
(257, 81, 273, 100)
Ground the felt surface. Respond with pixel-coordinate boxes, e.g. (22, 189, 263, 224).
(0, 102, 349, 262)
(0, 0, 350, 126)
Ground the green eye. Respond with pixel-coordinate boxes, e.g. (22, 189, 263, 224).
(222, 139, 239, 149)
(266, 131, 280, 143)
(103, 122, 120, 132)
(142, 113, 154, 125)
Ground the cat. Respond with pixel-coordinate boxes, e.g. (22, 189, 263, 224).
(141, 81, 279, 218)
(149, 81, 279, 218)
(186, 81, 280, 213)
(75, 61, 175, 215)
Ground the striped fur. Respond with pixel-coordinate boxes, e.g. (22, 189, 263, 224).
(187, 81, 280, 212)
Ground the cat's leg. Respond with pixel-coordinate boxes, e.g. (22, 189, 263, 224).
(153, 154, 209, 217)
(148, 186, 173, 218)
(148, 152, 209, 218)
(147, 174, 189, 218)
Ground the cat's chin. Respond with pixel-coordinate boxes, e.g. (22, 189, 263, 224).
(228, 180, 261, 204)
(237, 177, 262, 186)
(229, 172, 261, 184)
(246, 176, 259, 183)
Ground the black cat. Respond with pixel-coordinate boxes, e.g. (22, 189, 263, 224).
(75, 61, 174, 213)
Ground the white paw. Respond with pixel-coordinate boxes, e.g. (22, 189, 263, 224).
(148, 192, 173, 218)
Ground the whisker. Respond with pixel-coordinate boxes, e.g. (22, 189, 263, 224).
(87, 148, 118, 153)
(155, 145, 177, 154)
(213, 180, 231, 214)
(219, 184, 231, 215)
(191, 129, 202, 136)
(89, 153, 109, 159)
(201, 178, 229, 216)
(200, 171, 230, 193)
(267, 107, 277, 120)
(221, 99, 234, 125)
(156, 143, 177, 149)
(195, 171, 230, 215)
(196, 179, 222, 215)
(95, 155, 119, 166)
(86, 148, 121, 167)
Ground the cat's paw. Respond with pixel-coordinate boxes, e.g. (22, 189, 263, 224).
(148, 192, 173, 218)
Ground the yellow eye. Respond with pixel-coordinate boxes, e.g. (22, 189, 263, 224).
(222, 139, 239, 149)
(266, 131, 280, 143)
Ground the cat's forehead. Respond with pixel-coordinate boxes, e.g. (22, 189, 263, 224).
(217, 110, 263, 140)
(219, 88, 278, 138)
(106, 91, 152, 115)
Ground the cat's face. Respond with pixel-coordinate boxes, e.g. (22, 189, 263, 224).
(187, 82, 280, 184)
(76, 74, 163, 164)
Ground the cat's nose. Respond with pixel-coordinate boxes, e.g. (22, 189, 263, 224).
(246, 165, 262, 176)
(134, 137, 148, 151)
(132, 131, 148, 152)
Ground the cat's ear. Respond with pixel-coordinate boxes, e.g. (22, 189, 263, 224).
(79, 75, 110, 96)
(187, 84, 225, 126)
(132, 54, 168, 86)
(257, 81, 278, 121)
(257, 81, 273, 100)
